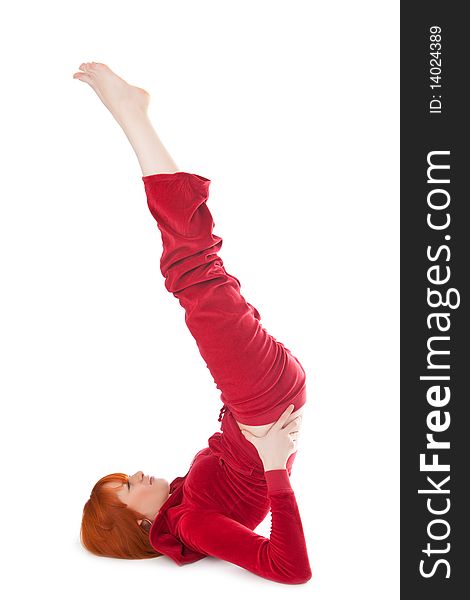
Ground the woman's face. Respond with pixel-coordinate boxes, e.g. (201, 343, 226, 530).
(111, 471, 170, 521)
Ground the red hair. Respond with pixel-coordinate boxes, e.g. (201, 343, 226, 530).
(80, 472, 163, 560)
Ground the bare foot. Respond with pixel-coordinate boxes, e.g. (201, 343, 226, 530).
(73, 62, 150, 124)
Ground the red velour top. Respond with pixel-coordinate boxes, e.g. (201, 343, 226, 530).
(141, 172, 311, 585)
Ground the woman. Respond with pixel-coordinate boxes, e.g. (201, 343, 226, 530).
(75, 62, 311, 585)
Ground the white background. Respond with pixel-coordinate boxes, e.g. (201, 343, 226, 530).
(0, 0, 399, 598)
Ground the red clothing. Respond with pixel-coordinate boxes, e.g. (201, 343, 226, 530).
(142, 172, 311, 584)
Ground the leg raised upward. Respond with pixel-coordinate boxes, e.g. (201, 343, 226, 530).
(73, 61, 179, 176)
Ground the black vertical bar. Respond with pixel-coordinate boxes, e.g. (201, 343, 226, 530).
(401, 2, 469, 598)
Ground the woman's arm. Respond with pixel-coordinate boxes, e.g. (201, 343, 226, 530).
(178, 469, 312, 585)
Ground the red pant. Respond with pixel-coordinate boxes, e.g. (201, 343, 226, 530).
(142, 171, 307, 427)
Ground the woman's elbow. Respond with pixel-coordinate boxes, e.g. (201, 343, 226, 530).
(296, 561, 313, 583)
(282, 566, 313, 585)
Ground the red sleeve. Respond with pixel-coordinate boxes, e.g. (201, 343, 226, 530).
(177, 469, 312, 585)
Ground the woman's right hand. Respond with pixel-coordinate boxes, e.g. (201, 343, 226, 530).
(240, 404, 301, 471)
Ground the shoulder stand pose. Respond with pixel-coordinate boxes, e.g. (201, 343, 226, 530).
(75, 62, 311, 585)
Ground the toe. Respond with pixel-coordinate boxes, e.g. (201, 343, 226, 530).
(85, 63, 97, 78)
(91, 61, 109, 73)
(73, 72, 93, 83)
(89, 62, 105, 73)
